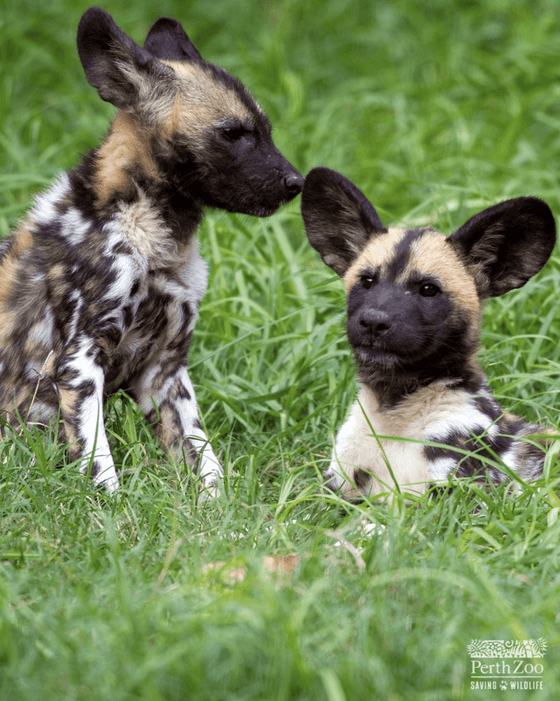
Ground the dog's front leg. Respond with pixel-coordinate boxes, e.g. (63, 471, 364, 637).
(57, 337, 119, 492)
(133, 363, 222, 490)
(324, 407, 359, 493)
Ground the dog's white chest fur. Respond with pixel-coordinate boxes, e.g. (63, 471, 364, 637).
(326, 382, 497, 498)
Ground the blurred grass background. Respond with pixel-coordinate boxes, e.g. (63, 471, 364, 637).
(1, 0, 560, 699)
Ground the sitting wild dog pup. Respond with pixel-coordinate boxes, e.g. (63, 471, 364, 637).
(301, 167, 557, 499)
(0, 8, 303, 492)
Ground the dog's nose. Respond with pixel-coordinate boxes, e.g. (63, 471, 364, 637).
(359, 309, 392, 336)
(284, 171, 304, 194)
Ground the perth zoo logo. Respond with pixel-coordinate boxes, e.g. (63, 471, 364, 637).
(468, 639, 547, 691)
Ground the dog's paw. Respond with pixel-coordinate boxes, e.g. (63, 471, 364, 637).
(324, 465, 344, 492)
(198, 464, 222, 501)
(81, 460, 120, 493)
(99, 471, 120, 493)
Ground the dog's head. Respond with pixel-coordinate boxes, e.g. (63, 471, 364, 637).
(301, 167, 556, 397)
(77, 7, 303, 215)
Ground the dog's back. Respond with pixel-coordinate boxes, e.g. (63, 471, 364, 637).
(301, 167, 557, 498)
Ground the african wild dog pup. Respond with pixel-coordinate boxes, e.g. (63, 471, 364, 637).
(301, 167, 557, 499)
(0, 7, 303, 492)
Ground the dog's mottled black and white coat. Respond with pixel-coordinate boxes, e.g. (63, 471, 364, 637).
(0, 7, 303, 491)
(301, 167, 557, 499)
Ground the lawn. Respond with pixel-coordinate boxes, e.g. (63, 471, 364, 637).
(1, 0, 560, 699)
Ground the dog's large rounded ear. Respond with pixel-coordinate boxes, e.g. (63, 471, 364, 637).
(301, 167, 387, 277)
(447, 197, 556, 298)
(143, 17, 203, 62)
(77, 7, 168, 111)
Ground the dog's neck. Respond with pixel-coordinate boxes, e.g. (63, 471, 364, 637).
(71, 112, 203, 245)
(357, 372, 489, 422)
(357, 347, 485, 412)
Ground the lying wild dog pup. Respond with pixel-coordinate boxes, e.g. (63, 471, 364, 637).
(0, 7, 303, 492)
(301, 167, 557, 499)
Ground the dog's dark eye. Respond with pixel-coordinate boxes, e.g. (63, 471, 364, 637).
(419, 282, 440, 297)
(361, 275, 376, 290)
(221, 125, 249, 142)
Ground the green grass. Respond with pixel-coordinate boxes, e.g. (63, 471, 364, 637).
(2, 0, 560, 699)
